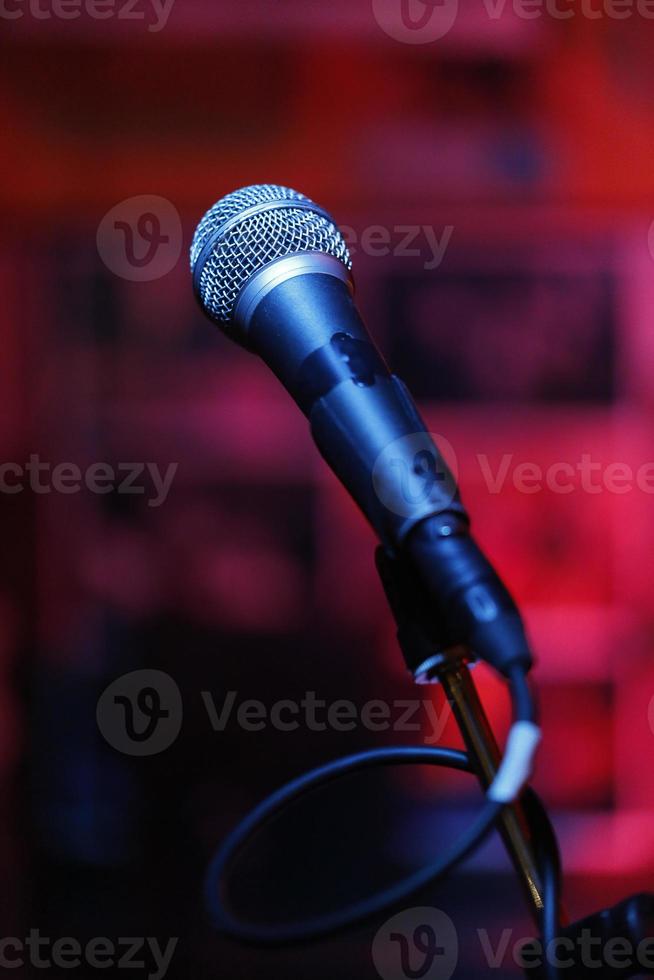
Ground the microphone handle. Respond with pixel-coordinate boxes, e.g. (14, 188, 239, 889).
(248, 271, 532, 675)
(248, 272, 463, 538)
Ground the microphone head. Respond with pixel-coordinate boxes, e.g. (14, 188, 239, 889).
(190, 184, 352, 335)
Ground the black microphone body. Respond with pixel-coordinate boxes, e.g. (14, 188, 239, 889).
(249, 273, 461, 536)
(248, 270, 531, 676)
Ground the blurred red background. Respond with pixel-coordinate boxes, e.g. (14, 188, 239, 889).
(2, 3, 654, 978)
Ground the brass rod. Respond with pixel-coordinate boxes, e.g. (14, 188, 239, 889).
(435, 658, 544, 920)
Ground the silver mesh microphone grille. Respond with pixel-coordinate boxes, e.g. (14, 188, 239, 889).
(190, 184, 352, 327)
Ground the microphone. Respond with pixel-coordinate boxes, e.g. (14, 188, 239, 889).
(190, 184, 532, 681)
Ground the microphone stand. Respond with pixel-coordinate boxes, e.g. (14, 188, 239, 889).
(375, 546, 545, 924)
(375, 546, 654, 979)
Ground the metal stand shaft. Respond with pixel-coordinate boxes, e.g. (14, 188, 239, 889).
(434, 652, 544, 921)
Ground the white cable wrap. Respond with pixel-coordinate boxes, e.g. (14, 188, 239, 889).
(487, 721, 542, 803)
